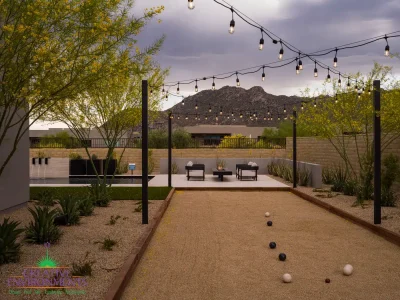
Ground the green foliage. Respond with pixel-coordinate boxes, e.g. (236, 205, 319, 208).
(37, 151, 47, 159)
(381, 154, 400, 207)
(87, 183, 111, 207)
(298, 168, 311, 186)
(71, 252, 95, 277)
(172, 128, 192, 148)
(322, 167, 334, 184)
(25, 206, 62, 244)
(77, 196, 94, 216)
(57, 195, 81, 225)
(262, 120, 313, 138)
(0, 218, 24, 265)
(218, 134, 255, 148)
(97, 238, 117, 251)
(36, 190, 55, 206)
(39, 132, 73, 148)
(216, 158, 226, 169)
(31, 187, 172, 201)
(331, 165, 348, 192)
(148, 150, 155, 174)
(106, 215, 121, 225)
(69, 152, 83, 160)
(91, 154, 98, 160)
(116, 161, 129, 175)
(172, 162, 179, 174)
(343, 179, 358, 196)
(148, 129, 168, 148)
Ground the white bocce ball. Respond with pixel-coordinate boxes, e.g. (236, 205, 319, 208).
(343, 264, 353, 276)
(282, 273, 292, 283)
(265, 212, 270, 217)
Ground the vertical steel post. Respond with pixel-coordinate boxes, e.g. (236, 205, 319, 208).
(293, 110, 297, 188)
(142, 80, 148, 224)
(168, 112, 172, 187)
(373, 80, 381, 225)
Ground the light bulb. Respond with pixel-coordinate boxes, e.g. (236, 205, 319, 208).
(299, 59, 303, 70)
(195, 85, 198, 92)
(279, 47, 284, 60)
(205, 116, 208, 120)
(209, 105, 211, 112)
(385, 44, 390, 57)
(314, 67, 318, 77)
(358, 92, 361, 99)
(262, 72, 265, 81)
(212, 82, 215, 90)
(338, 78, 342, 87)
(182, 100, 184, 106)
(301, 103, 304, 110)
(333, 56, 338, 68)
(259, 38, 264, 50)
(231, 112, 234, 116)
(177, 85, 180, 94)
(240, 113, 243, 118)
(177, 115, 180, 120)
(229, 20, 235, 34)
(327, 74, 331, 83)
(264, 117, 266, 121)
(335, 95, 338, 103)
(188, 0, 195, 10)
(236, 78, 240, 87)
(296, 65, 300, 75)
(162, 86, 165, 94)
(195, 102, 198, 110)
(220, 108, 222, 115)
(283, 105, 286, 113)
(185, 116, 188, 120)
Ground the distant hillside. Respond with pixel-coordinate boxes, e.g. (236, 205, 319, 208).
(133, 86, 304, 131)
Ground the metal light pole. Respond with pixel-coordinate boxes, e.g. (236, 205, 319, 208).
(293, 109, 297, 188)
(373, 80, 381, 225)
(142, 80, 149, 224)
(168, 112, 172, 187)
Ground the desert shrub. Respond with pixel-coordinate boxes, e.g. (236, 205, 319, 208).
(87, 183, 111, 207)
(172, 128, 192, 148)
(148, 150, 155, 174)
(69, 152, 82, 160)
(343, 179, 358, 196)
(36, 190, 55, 206)
(37, 151, 47, 158)
(218, 134, 255, 148)
(57, 195, 80, 225)
(172, 162, 179, 174)
(148, 129, 168, 148)
(298, 169, 311, 186)
(96, 237, 117, 251)
(331, 165, 347, 192)
(78, 196, 94, 216)
(381, 154, 400, 207)
(0, 218, 24, 265)
(71, 252, 95, 277)
(106, 215, 121, 225)
(322, 167, 334, 184)
(25, 206, 62, 244)
(115, 161, 128, 175)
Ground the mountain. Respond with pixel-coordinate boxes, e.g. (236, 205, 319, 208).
(163, 86, 303, 127)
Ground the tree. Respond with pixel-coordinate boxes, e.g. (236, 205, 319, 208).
(0, 0, 165, 177)
(298, 63, 400, 202)
(262, 120, 313, 138)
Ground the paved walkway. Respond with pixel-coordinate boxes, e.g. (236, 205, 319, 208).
(149, 174, 288, 188)
(121, 191, 400, 300)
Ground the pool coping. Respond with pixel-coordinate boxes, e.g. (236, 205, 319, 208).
(290, 188, 400, 247)
(104, 187, 175, 300)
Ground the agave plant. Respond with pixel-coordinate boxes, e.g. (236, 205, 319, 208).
(25, 206, 62, 244)
(0, 218, 24, 265)
(298, 169, 311, 186)
(78, 195, 94, 216)
(57, 195, 80, 225)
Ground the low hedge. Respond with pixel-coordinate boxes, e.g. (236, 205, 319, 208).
(30, 186, 172, 201)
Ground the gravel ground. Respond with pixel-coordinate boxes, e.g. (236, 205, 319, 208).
(271, 175, 400, 234)
(122, 190, 400, 300)
(0, 200, 163, 300)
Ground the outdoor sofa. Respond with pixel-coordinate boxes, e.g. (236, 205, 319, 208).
(185, 163, 205, 181)
(236, 162, 259, 181)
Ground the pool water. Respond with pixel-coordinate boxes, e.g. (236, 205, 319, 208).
(30, 176, 153, 185)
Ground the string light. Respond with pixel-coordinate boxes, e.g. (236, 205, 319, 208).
(278, 40, 284, 60)
(229, 8, 235, 34)
(177, 82, 180, 94)
(314, 99, 317, 107)
(181, 99, 184, 105)
(262, 66, 265, 81)
(231, 111, 234, 117)
(240, 112, 243, 118)
(212, 77, 216, 90)
(347, 77, 351, 88)
(236, 72, 240, 87)
(385, 35, 390, 56)
(267, 108, 270, 115)
(333, 48, 338, 67)
(355, 80, 358, 92)
(358, 92, 361, 99)
(150, 89, 153, 95)
(209, 104, 212, 112)
(220, 107, 223, 115)
(296, 64, 300, 75)
(264, 116, 266, 121)
(162, 85, 165, 94)
(259, 29, 264, 50)
(338, 73, 342, 87)
(283, 105, 286, 113)
(195, 79, 198, 92)
(326, 68, 331, 83)
(216, 114, 218, 121)
(335, 94, 338, 103)
(195, 102, 198, 110)
(188, 0, 195, 10)
(185, 115, 188, 120)
(278, 116, 281, 121)
(301, 102, 304, 110)
(314, 61, 318, 77)
(177, 115, 180, 120)
(205, 116, 208, 120)
(298, 53, 303, 70)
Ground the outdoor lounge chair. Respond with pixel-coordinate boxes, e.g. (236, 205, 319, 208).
(237, 163, 259, 181)
(185, 163, 205, 181)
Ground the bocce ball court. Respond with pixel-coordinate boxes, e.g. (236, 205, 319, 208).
(121, 191, 400, 300)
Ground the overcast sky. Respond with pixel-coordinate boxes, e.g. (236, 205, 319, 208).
(32, 0, 400, 129)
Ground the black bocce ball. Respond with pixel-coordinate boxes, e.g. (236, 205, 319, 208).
(279, 253, 287, 261)
(269, 242, 276, 249)
(267, 221, 273, 226)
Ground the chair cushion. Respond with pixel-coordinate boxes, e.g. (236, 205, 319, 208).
(187, 161, 193, 166)
(248, 161, 253, 165)
(252, 162, 258, 167)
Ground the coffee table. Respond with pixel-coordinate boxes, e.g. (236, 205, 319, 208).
(212, 168, 233, 181)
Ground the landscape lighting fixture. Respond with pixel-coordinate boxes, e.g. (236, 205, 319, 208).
(385, 36, 390, 56)
(333, 49, 338, 68)
(314, 62, 318, 77)
(279, 41, 284, 60)
(259, 29, 264, 50)
(229, 8, 235, 34)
